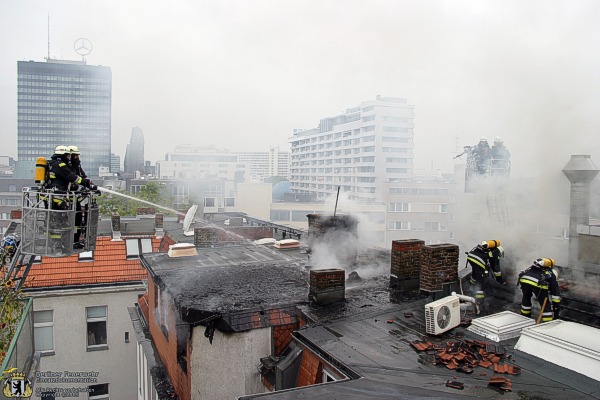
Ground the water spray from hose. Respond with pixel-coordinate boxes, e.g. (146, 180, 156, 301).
(97, 187, 186, 216)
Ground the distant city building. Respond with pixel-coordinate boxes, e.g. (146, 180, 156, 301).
(0, 179, 29, 237)
(237, 147, 290, 182)
(0, 156, 15, 177)
(110, 152, 121, 173)
(289, 96, 415, 203)
(16, 59, 112, 178)
(124, 127, 145, 175)
(156, 145, 245, 182)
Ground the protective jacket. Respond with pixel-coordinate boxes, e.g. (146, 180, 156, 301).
(519, 265, 561, 321)
(489, 247, 505, 283)
(466, 245, 491, 301)
(467, 246, 490, 273)
(48, 155, 84, 191)
(70, 157, 87, 179)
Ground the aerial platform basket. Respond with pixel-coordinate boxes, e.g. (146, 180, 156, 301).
(20, 188, 100, 257)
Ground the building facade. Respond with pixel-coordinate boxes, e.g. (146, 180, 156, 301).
(289, 96, 415, 203)
(238, 147, 291, 182)
(0, 179, 29, 237)
(110, 153, 121, 174)
(16, 59, 112, 178)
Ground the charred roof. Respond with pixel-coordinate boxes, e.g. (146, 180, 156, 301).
(141, 244, 310, 330)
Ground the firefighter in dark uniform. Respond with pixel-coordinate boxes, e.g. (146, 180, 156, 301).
(67, 145, 95, 248)
(466, 240, 505, 305)
(473, 137, 491, 175)
(467, 241, 491, 304)
(47, 145, 91, 251)
(488, 242, 507, 285)
(519, 258, 561, 322)
(47, 145, 89, 197)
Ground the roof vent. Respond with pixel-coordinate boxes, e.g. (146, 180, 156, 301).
(168, 243, 198, 258)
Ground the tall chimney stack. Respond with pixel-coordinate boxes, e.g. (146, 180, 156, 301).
(562, 155, 599, 269)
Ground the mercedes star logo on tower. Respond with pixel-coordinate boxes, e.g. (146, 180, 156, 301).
(74, 38, 92, 56)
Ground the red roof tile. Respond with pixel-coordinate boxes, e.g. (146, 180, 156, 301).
(22, 236, 163, 288)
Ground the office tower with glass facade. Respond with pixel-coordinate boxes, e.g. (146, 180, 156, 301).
(17, 59, 112, 178)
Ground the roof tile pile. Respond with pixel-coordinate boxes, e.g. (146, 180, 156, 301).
(411, 339, 518, 391)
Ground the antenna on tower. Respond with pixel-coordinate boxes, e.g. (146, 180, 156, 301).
(47, 14, 51, 60)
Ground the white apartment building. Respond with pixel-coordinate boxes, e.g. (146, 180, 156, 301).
(238, 147, 291, 182)
(289, 96, 415, 203)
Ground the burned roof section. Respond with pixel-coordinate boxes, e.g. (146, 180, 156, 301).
(141, 244, 309, 331)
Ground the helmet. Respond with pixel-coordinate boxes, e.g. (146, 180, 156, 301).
(479, 136, 488, 143)
(67, 145, 80, 155)
(533, 258, 555, 268)
(494, 136, 503, 144)
(54, 145, 69, 155)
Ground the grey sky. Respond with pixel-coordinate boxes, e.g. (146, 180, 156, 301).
(1, 0, 600, 176)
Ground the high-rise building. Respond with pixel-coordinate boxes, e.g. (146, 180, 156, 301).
(124, 127, 145, 175)
(289, 96, 415, 202)
(110, 153, 121, 173)
(16, 59, 112, 178)
(237, 147, 290, 182)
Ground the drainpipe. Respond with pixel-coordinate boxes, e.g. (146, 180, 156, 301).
(452, 291, 480, 315)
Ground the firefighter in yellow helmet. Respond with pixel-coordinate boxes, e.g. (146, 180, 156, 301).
(518, 258, 561, 322)
(466, 240, 504, 305)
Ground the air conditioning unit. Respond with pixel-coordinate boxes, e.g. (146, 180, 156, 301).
(425, 295, 461, 335)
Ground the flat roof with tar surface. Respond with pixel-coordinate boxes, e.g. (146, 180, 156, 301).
(141, 244, 310, 330)
(241, 298, 600, 400)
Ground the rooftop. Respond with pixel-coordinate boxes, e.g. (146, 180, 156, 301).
(242, 298, 600, 399)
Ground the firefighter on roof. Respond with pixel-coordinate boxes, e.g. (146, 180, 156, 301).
(488, 241, 507, 285)
(466, 240, 505, 305)
(518, 258, 561, 322)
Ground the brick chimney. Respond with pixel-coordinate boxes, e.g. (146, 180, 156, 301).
(309, 268, 345, 305)
(420, 244, 459, 294)
(194, 227, 220, 247)
(111, 213, 122, 241)
(155, 213, 164, 238)
(10, 209, 22, 221)
(390, 239, 424, 291)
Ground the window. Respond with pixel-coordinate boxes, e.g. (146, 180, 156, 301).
(125, 239, 153, 258)
(224, 197, 235, 207)
(87, 306, 107, 349)
(388, 221, 410, 230)
(34, 310, 54, 354)
(440, 204, 448, 213)
(204, 197, 215, 207)
(390, 202, 410, 212)
(88, 383, 109, 399)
